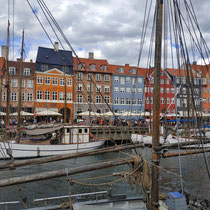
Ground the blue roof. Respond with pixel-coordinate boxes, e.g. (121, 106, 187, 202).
(167, 192, 185, 199)
(36, 47, 73, 66)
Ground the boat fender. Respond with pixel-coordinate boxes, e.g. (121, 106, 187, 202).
(90, 133, 95, 141)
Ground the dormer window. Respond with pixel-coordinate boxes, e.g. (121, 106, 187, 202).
(9, 67, 16, 75)
(89, 64, 96, 70)
(116, 67, 124, 73)
(62, 66, 70, 72)
(41, 64, 48, 71)
(78, 63, 85, 70)
(100, 65, 107, 71)
(23, 68, 30, 76)
(129, 68, 136, 74)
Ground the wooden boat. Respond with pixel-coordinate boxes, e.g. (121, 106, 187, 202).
(0, 125, 105, 159)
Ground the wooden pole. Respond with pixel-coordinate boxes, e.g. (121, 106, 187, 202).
(5, 20, 10, 128)
(17, 29, 24, 142)
(0, 143, 142, 170)
(0, 156, 138, 188)
(162, 149, 210, 158)
(151, 0, 163, 209)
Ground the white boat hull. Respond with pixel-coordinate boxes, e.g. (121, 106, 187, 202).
(0, 140, 105, 159)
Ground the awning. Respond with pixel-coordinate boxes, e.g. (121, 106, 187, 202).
(26, 125, 63, 136)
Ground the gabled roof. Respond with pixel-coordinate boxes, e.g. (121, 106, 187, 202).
(73, 57, 112, 73)
(190, 64, 210, 77)
(109, 64, 147, 77)
(36, 47, 73, 66)
(167, 68, 201, 78)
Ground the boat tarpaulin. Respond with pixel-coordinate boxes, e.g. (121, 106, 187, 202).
(25, 125, 63, 136)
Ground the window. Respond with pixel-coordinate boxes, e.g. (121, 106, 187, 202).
(87, 95, 93, 102)
(87, 84, 93, 92)
(89, 64, 96, 70)
(202, 88, 206, 93)
(52, 78, 58, 85)
(150, 87, 153, 93)
(100, 65, 107, 71)
(61, 66, 70, 72)
(137, 98, 142, 104)
(77, 72, 83, 80)
(67, 92, 72, 101)
(9, 67, 16, 75)
(77, 95, 83, 103)
(37, 76, 43, 84)
(166, 88, 170, 93)
(132, 88, 136, 93)
(132, 99, 136, 104)
(96, 96, 102, 103)
(104, 86, 110, 93)
(171, 98, 175, 104)
(41, 64, 48, 71)
(11, 79, 17, 87)
(78, 63, 85, 69)
(96, 85, 101, 92)
(23, 68, 30, 75)
(116, 67, 124, 73)
(181, 77, 186, 84)
(207, 79, 210, 84)
(138, 78, 143, 83)
(27, 93, 33, 101)
(114, 87, 119, 93)
(60, 78, 65, 86)
(52, 91, 58, 100)
(27, 80, 33, 88)
(77, 84, 83, 91)
(126, 98, 131, 104)
(182, 87, 186, 94)
(114, 76, 119, 82)
(104, 96, 110, 103)
(45, 91, 50, 100)
(60, 92, 65, 100)
(161, 97, 164, 104)
(37, 90, 43, 100)
(150, 97, 153, 104)
(126, 88, 131, 93)
(202, 77, 206, 84)
(21, 80, 25, 87)
(202, 98, 206, 103)
(208, 88, 210, 94)
(11, 92, 17, 101)
(160, 88, 164, 93)
(146, 97, 150, 104)
(120, 98, 125, 104)
(104, 74, 110, 81)
(45, 77, 50, 85)
(160, 79, 164, 84)
(96, 74, 101, 81)
(22, 93, 25, 101)
(166, 79, 169, 84)
(120, 77, 125, 85)
(120, 87, 125, 93)
(126, 77, 131, 83)
(114, 98, 119, 104)
(167, 98, 170, 104)
(87, 73, 92, 80)
(208, 98, 210, 103)
(176, 77, 180, 84)
(67, 78, 72, 86)
(132, 78, 135, 85)
(171, 88, 175, 93)
(150, 77, 154, 83)
(194, 78, 199, 85)
(129, 68, 136, 74)
(3, 92, 6, 101)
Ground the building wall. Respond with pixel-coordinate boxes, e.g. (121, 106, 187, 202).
(1, 60, 35, 113)
(34, 69, 73, 121)
(112, 74, 144, 117)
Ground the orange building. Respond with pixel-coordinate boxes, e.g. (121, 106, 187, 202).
(34, 68, 73, 122)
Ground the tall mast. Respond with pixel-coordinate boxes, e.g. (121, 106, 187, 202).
(5, 20, 10, 128)
(17, 29, 24, 142)
(151, 0, 163, 209)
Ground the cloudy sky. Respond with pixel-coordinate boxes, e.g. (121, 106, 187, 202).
(0, 0, 209, 67)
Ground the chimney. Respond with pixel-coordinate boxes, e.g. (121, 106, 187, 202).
(54, 42, 59, 52)
(193, 61, 197, 66)
(88, 52, 94, 59)
(30, 59, 33, 63)
(1, 45, 7, 58)
(125, 64, 129, 67)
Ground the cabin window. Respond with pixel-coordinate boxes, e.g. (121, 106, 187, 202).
(79, 129, 82, 134)
(84, 128, 88, 133)
(66, 128, 70, 133)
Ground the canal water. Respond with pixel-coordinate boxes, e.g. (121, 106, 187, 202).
(0, 147, 209, 209)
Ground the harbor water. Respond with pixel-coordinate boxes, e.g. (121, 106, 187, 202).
(0, 147, 209, 209)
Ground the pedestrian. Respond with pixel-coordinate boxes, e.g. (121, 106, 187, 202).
(1, 119, 5, 128)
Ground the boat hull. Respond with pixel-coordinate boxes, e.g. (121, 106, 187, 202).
(0, 140, 105, 159)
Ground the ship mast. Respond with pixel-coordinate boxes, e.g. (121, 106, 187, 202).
(17, 29, 24, 142)
(151, 0, 163, 209)
(5, 20, 10, 129)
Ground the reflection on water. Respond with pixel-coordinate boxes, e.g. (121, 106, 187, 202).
(0, 147, 209, 209)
